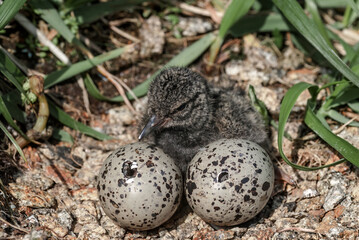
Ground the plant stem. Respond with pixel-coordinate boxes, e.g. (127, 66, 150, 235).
(16, 76, 50, 148)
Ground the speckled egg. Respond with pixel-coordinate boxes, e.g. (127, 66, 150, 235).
(185, 138, 274, 226)
(97, 142, 182, 230)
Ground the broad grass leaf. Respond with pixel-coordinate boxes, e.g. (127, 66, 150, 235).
(326, 109, 359, 127)
(48, 99, 111, 140)
(74, 0, 147, 25)
(305, 101, 359, 168)
(278, 82, 347, 170)
(0, 50, 26, 93)
(0, 121, 27, 162)
(273, 0, 359, 88)
(219, 0, 255, 38)
(29, 0, 83, 47)
(52, 128, 74, 143)
(44, 47, 126, 88)
(229, 13, 292, 37)
(0, 95, 27, 138)
(0, 0, 26, 30)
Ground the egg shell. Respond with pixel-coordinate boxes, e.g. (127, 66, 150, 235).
(97, 142, 182, 230)
(185, 138, 274, 226)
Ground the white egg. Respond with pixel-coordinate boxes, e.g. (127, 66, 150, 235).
(98, 142, 182, 230)
(185, 138, 274, 226)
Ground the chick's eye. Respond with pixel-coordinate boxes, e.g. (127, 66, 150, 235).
(177, 103, 187, 111)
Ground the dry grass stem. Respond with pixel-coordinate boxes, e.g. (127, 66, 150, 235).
(108, 24, 140, 43)
(109, 18, 139, 26)
(79, 43, 137, 113)
(76, 76, 92, 115)
(96, 65, 137, 114)
(0, 45, 44, 77)
(204, 3, 223, 24)
(12, 13, 94, 117)
(112, 75, 140, 103)
(178, 2, 211, 16)
(14, 13, 70, 64)
(327, 25, 359, 45)
(79, 34, 103, 54)
(278, 227, 317, 234)
(332, 116, 357, 134)
(0, 216, 29, 233)
(300, 115, 356, 141)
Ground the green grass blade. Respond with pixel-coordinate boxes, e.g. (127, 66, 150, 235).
(0, 95, 27, 138)
(330, 32, 356, 64)
(321, 81, 351, 110)
(211, 0, 225, 11)
(0, 49, 26, 92)
(208, 0, 254, 65)
(278, 82, 346, 170)
(342, 5, 353, 28)
(315, 110, 331, 129)
(347, 44, 359, 66)
(290, 33, 329, 66)
(2, 91, 26, 123)
(74, 0, 147, 25)
(327, 109, 359, 127)
(0, 0, 26, 30)
(329, 86, 359, 108)
(48, 99, 111, 140)
(110, 33, 216, 102)
(319, 80, 348, 90)
(0, 50, 32, 109)
(305, 101, 359, 168)
(219, 0, 255, 38)
(347, 0, 359, 26)
(272, 28, 283, 49)
(230, 13, 292, 37)
(84, 73, 144, 102)
(316, 0, 347, 8)
(249, 85, 293, 139)
(347, 0, 359, 17)
(29, 0, 83, 47)
(44, 47, 126, 89)
(208, 37, 224, 67)
(348, 101, 359, 112)
(84, 74, 122, 102)
(161, 33, 215, 67)
(273, 0, 359, 88)
(342, 0, 359, 27)
(0, 121, 27, 162)
(305, 0, 335, 52)
(62, 0, 95, 13)
(84, 74, 112, 101)
(248, 85, 270, 125)
(52, 128, 74, 143)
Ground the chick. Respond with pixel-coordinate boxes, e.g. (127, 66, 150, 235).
(139, 67, 269, 172)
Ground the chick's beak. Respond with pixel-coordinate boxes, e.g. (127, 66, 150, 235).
(138, 115, 166, 140)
